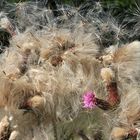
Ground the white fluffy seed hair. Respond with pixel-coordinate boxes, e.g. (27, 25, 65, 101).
(0, 1, 140, 140)
(0, 9, 104, 140)
(106, 41, 140, 140)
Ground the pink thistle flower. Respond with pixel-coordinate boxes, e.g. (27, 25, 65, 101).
(82, 91, 96, 109)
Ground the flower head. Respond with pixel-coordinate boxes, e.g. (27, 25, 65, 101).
(82, 91, 96, 109)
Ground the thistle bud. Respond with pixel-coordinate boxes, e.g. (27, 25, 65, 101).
(111, 127, 127, 139)
(19, 96, 46, 112)
(101, 68, 120, 107)
(0, 116, 11, 140)
(101, 68, 114, 84)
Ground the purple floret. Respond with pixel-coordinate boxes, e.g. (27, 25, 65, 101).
(82, 91, 96, 109)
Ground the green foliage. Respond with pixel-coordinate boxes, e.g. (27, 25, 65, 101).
(7, 0, 29, 3)
(102, 0, 135, 7)
(5, 0, 137, 10)
(100, 0, 139, 24)
(58, 0, 86, 7)
(4, 0, 137, 8)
